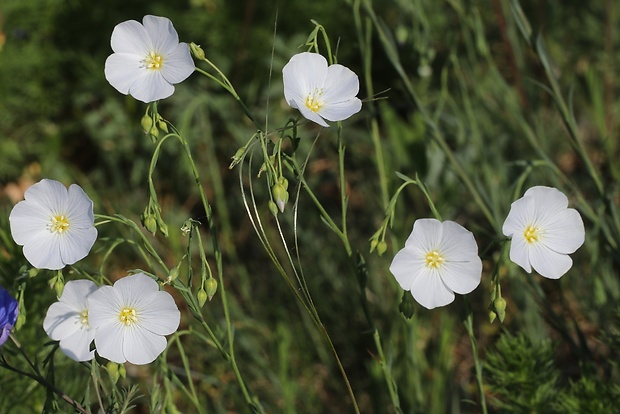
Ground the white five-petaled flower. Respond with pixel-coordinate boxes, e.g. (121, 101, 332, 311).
(282, 52, 362, 127)
(88, 273, 180, 365)
(389, 219, 483, 309)
(9, 179, 98, 270)
(104, 15, 195, 103)
(502, 186, 585, 279)
(43, 280, 98, 362)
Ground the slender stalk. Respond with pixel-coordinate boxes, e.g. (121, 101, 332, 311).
(463, 300, 488, 414)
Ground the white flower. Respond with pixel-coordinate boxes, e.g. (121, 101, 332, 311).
(282, 52, 362, 127)
(9, 179, 98, 270)
(104, 15, 195, 103)
(43, 280, 98, 362)
(389, 219, 482, 309)
(502, 186, 585, 279)
(88, 273, 180, 365)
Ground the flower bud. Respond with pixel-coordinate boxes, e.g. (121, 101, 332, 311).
(149, 125, 159, 140)
(399, 291, 415, 319)
(229, 147, 246, 169)
(494, 297, 507, 323)
(369, 238, 378, 253)
(489, 310, 497, 323)
(28, 268, 39, 278)
(272, 183, 288, 213)
(268, 200, 279, 216)
(107, 361, 120, 384)
(168, 263, 181, 282)
(158, 220, 169, 238)
(118, 362, 126, 379)
(143, 215, 158, 235)
(190, 42, 206, 60)
(158, 120, 169, 133)
(278, 176, 289, 190)
(141, 114, 153, 134)
(54, 278, 64, 298)
(205, 277, 218, 301)
(376, 241, 387, 256)
(16, 312, 26, 330)
(197, 289, 208, 308)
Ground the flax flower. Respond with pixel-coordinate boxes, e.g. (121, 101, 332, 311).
(88, 273, 180, 365)
(43, 280, 98, 361)
(1, 286, 19, 347)
(502, 186, 585, 279)
(9, 179, 97, 270)
(105, 15, 195, 103)
(389, 219, 482, 309)
(282, 52, 362, 127)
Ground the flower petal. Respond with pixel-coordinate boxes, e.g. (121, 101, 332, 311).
(129, 71, 175, 103)
(59, 228, 98, 266)
(540, 208, 585, 254)
(438, 221, 479, 261)
(104, 53, 145, 95)
(295, 103, 330, 127)
(88, 286, 125, 329)
(142, 15, 178, 54)
(528, 243, 573, 279)
(440, 259, 482, 294)
(160, 43, 194, 84)
(322, 64, 360, 102)
(43, 302, 80, 341)
(317, 98, 362, 123)
(9, 200, 53, 246)
(122, 326, 168, 365)
(502, 196, 534, 238)
(508, 236, 532, 273)
(21, 231, 64, 270)
(283, 52, 328, 106)
(132, 291, 180, 335)
(59, 328, 95, 362)
(110, 19, 151, 54)
(389, 248, 425, 291)
(93, 322, 127, 363)
(409, 268, 455, 309)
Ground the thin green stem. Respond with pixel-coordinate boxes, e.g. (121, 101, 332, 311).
(464, 300, 488, 414)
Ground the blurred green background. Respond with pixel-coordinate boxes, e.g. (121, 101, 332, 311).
(1, 0, 619, 412)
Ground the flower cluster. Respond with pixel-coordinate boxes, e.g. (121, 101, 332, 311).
(44, 273, 180, 365)
(390, 186, 585, 310)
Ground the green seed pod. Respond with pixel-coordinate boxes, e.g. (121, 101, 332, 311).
(399, 291, 415, 319)
(376, 241, 387, 256)
(143, 215, 158, 235)
(141, 114, 154, 134)
(268, 200, 279, 217)
(205, 277, 218, 301)
(272, 183, 289, 213)
(489, 310, 497, 323)
(369, 238, 378, 253)
(54, 278, 64, 298)
(197, 289, 208, 308)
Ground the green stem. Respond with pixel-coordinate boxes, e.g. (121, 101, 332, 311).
(464, 299, 488, 414)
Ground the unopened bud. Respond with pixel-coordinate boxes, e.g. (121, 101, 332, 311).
(16, 312, 26, 330)
(107, 362, 120, 384)
(158, 120, 169, 133)
(149, 125, 159, 139)
(205, 277, 218, 301)
(158, 220, 169, 238)
(278, 176, 289, 190)
(169, 263, 181, 282)
(268, 200, 279, 216)
(141, 115, 154, 134)
(143, 215, 158, 235)
(118, 363, 126, 379)
(28, 268, 39, 278)
(229, 147, 246, 169)
(190, 42, 206, 60)
(54, 278, 64, 298)
(494, 297, 507, 323)
(376, 241, 387, 256)
(272, 183, 288, 213)
(369, 239, 378, 253)
(197, 289, 208, 308)
(399, 291, 415, 319)
(489, 310, 497, 323)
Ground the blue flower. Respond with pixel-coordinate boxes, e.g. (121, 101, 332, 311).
(0, 286, 19, 346)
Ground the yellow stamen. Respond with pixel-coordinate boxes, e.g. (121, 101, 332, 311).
(305, 88, 325, 112)
(145, 51, 164, 70)
(80, 310, 89, 327)
(523, 225, 541, 243)
(49, 215, 70, 234)
(119, 307, 138, 326)
(425, 250, 445, 269)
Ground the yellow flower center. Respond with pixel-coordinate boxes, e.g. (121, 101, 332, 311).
(49, 215, 70, 234)
(79, 310, 89, 327)
(119, 307, 138, 326)
(305, 88, 325, 112)
(145, 51, 164, 70)
(425, 250, 445, 269)
(523, 225, 541, 243)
